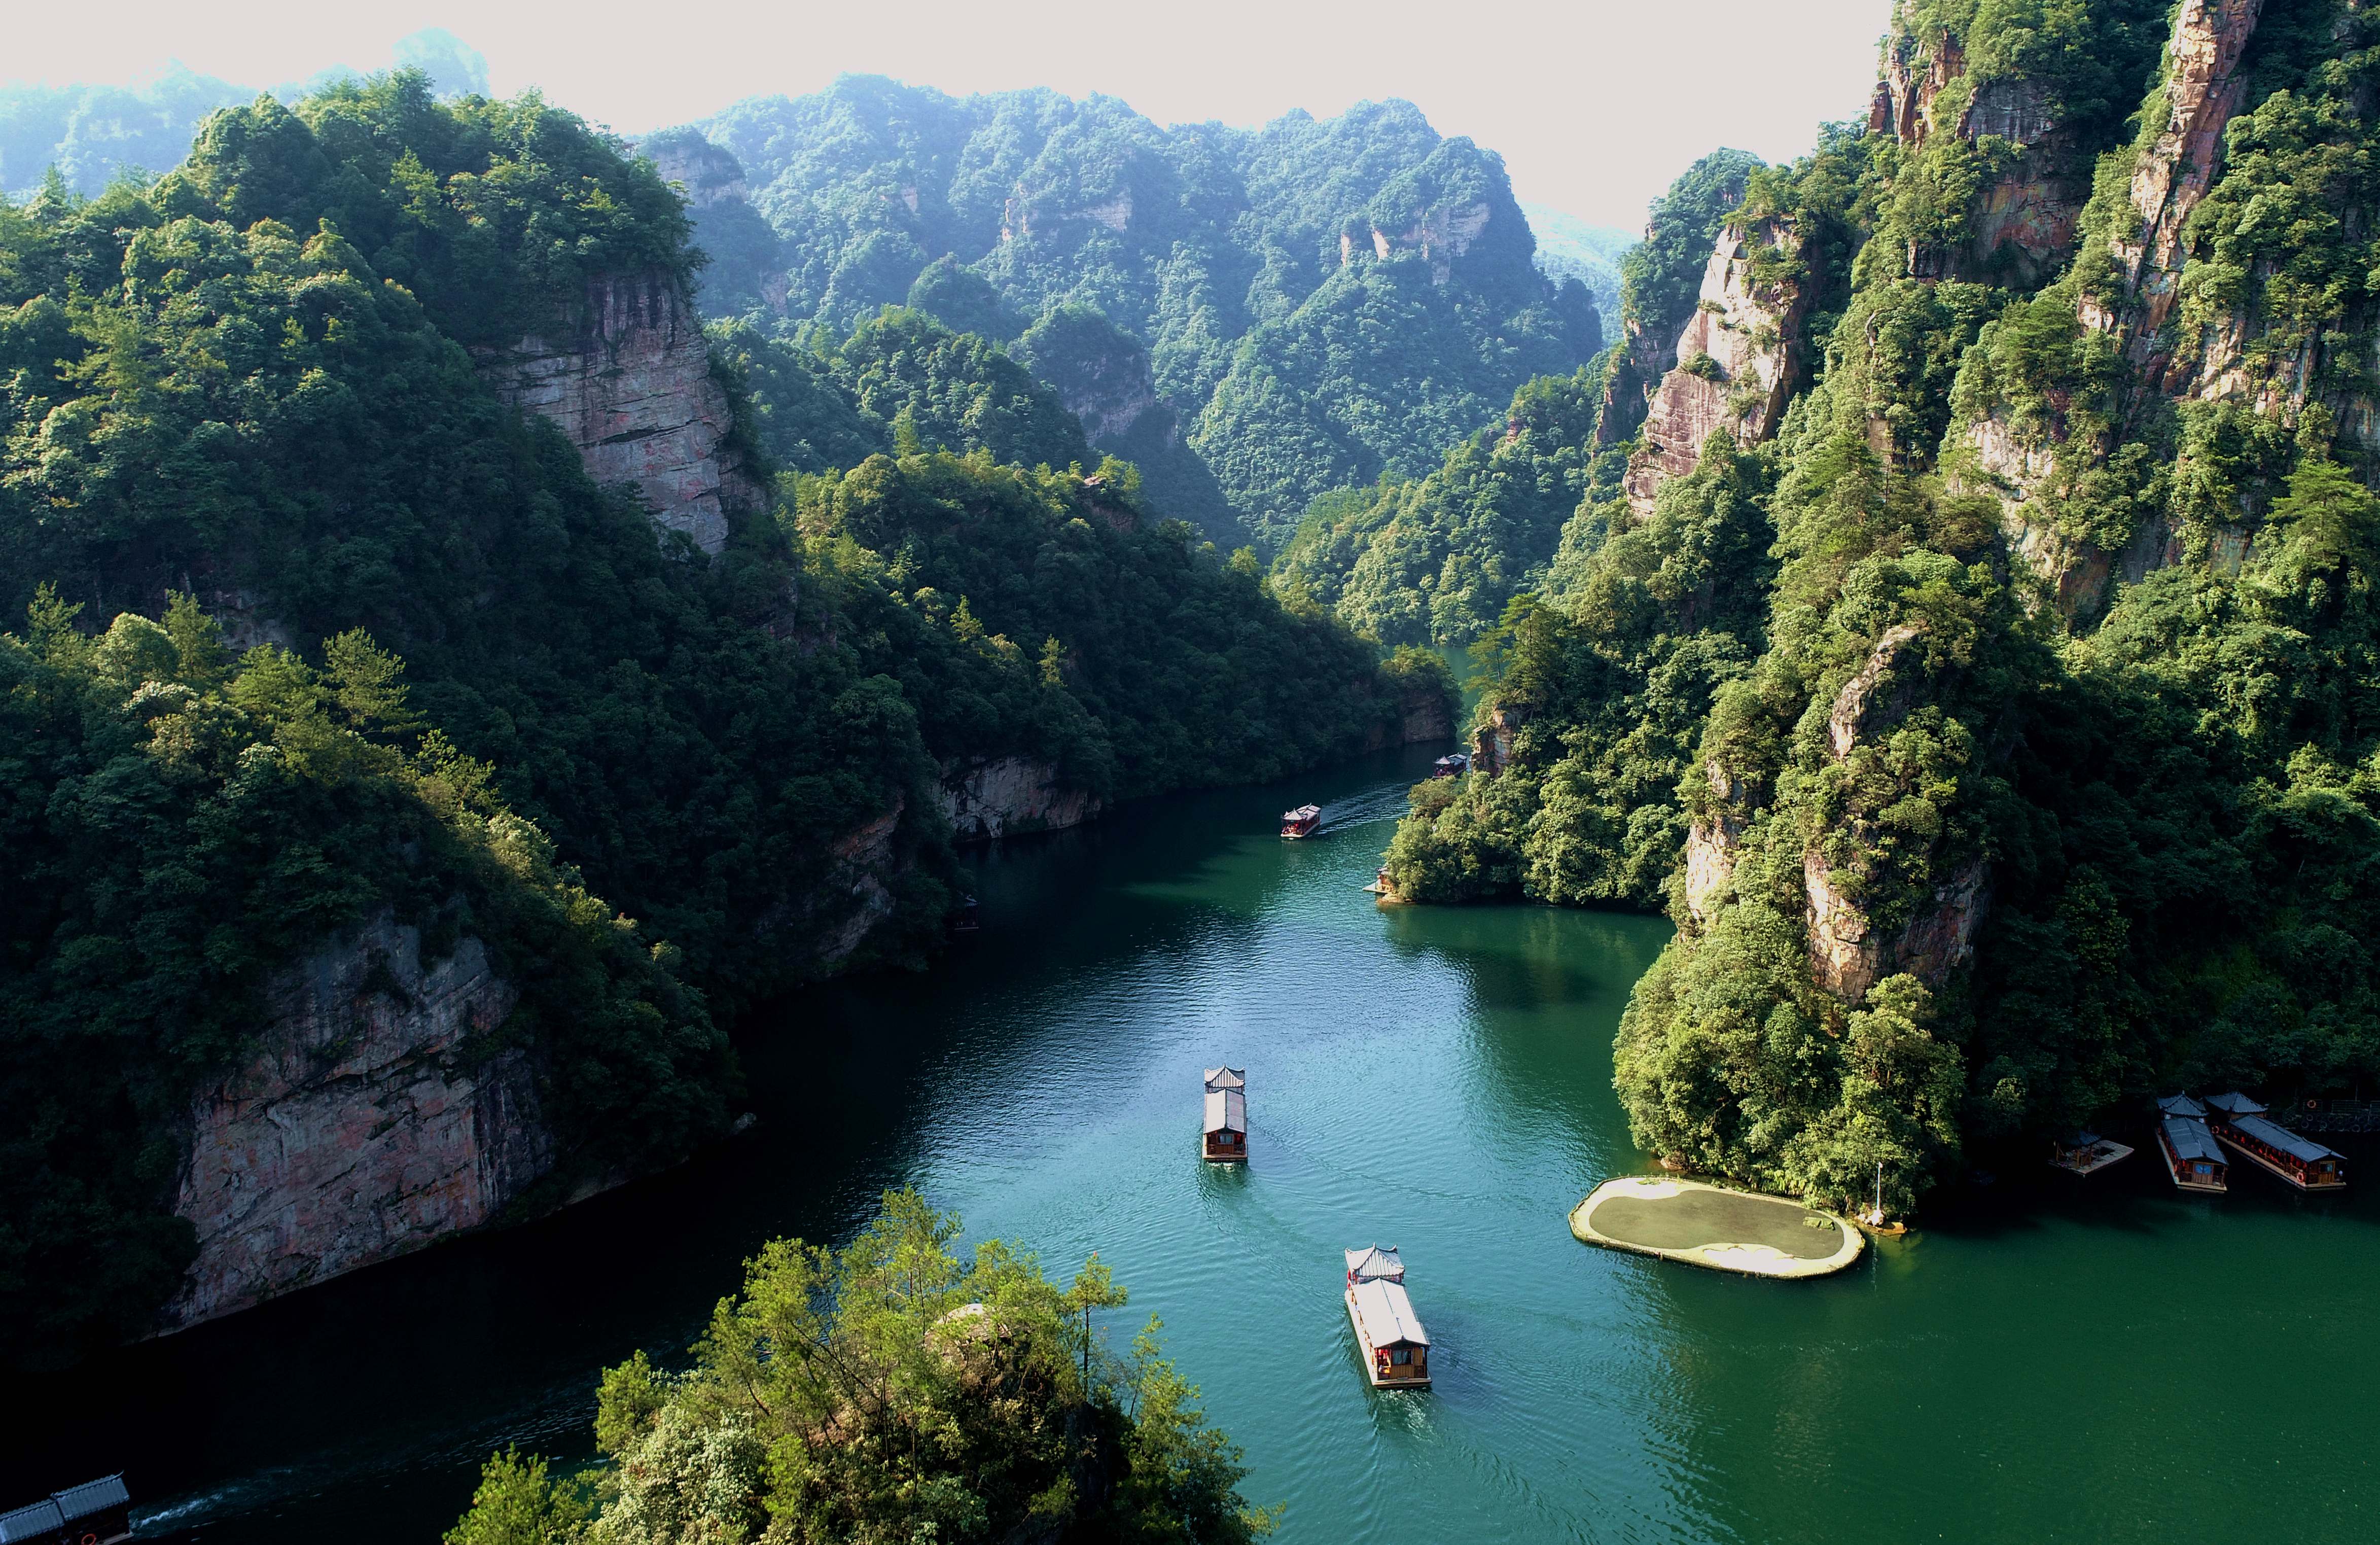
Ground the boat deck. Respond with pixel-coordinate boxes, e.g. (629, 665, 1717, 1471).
(1570, 1177, 1864, 1279)
(2051, 1139, 2135, 1176)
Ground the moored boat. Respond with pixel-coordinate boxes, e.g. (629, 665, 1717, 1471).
(1343, 1246, 1430, 1388)
(2155, 1096, 2227, 1194)
(2049, 1130, 2134, 1176)
(0, 1475, 133, 1545)
(1280, 803, 1321, 838)
(2204, 1092, 2346, 1190)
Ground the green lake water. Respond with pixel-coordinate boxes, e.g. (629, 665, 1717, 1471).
(6, 743, 2376, 1542)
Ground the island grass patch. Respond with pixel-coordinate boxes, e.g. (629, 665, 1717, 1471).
(1569, 1177, 1863, 1279)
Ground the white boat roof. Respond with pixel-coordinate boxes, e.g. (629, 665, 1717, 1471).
(1283, 804, 1320, 820)
(1352, 1277, 1429, 1347)
(2232, 1113, 2340, 1163)
(1203, 1088, 1245, 1134)
(1344, 1245, 1403, 1282)
(2162, 1113, 2223, 1165)
(2157, 1093, 2205, 1117)
(1203, 1067, 1245, 1092)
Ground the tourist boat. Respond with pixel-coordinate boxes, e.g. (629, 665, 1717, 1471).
(2155, 1096, 2227, 1195)
(1343, 1246, 1430, 1389)
(1202, 1067, 1247, 1162)
(1432, 752, 1470, 778)
(949, 894, 980, 934)
(2204, 1092, 2346, 1190)
(1280, 804, 1322, 839)
(0, 1476, 133, 1545)
(2048, 1130, 2134, 1176)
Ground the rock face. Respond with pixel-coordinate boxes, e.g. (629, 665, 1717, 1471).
(480, 271, 763, 555)
(2088, 0, 2268, 380)
(1801, 623, 1989, 1000)
(1681, 759, 1751, 926)
(938, 758, 1100, 843)
(164, 916, 540, 1330)
(646, 137, 749, 210)
(1624, 219, 1808, 512)
(820, 797, 907, 960)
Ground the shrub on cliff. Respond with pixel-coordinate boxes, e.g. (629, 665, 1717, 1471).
(446, 1190, 1276, 1545)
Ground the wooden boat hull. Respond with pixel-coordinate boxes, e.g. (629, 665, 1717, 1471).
(1345, 1289, 1429, 1390)
(2215, 1133, 2347, 1192)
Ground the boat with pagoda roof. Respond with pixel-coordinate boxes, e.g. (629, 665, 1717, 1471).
(1280, 803, 1321, 839)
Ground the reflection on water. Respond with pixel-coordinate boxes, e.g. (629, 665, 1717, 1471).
(6, 743, 2379, 1544)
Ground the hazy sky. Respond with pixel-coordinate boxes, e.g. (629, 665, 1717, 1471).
(9, 0, 1894, 228)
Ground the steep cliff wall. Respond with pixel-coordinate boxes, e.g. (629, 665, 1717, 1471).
(164, 916, 540, 1330)
(480, 272, 764, 555)
(938, 759, 1101, 842)
(1623, 219, 1808, 512)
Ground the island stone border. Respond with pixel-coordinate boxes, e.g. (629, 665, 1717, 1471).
(1568, 1176, 1866, 1279)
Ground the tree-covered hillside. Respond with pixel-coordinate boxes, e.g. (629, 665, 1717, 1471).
(1383, 0, 2380, 1217)
(651, 82, 1603, 543)
(1266, 152, 1763, 648)
(0, 72, 1439, 1359)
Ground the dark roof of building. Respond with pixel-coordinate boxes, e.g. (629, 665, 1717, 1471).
(2232, 1113, 2342, 1164)
(2162, 1114, 2224, 1165)
(2206, 1092, 2267, 1117)
(2156, 1093, 2205, 1117)
(51, 1477, 128, 1523)
(1203, 1067, 1245, 1092)
(0, 1501, 64, 1544)
(2064, 1130, 2103, 1148)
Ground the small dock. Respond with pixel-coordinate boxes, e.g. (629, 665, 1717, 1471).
(1570, 1177, 1863, 1279)
(1344, 1246, 1430, 1388)
(2155, 1096, 2227, 1194)
(2205, 1093, 2346, 1190)
(2049, 1130, 2134, 1176)
(1201, 1067, 1247, 1163)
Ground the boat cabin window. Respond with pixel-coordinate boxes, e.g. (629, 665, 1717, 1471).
(1390, 1347, 1411, 1365)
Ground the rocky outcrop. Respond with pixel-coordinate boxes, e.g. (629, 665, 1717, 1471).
(646, 136, 749, 210)
(938, 759, 1100, 843)
(1471, 704, 1527, 777)
(1624, 219, 1808, 512)
(164, 916, 538, 1330)
(2084, 0, 2267, 379)
(1802, 623, 1990, 1000)
(1805, 850, 1990, 1002)
(1681, 759, 1751, 926)
(820, 797, 906, 960)
(480, 271, 763, 555)
(1365, 678, 1458, 752)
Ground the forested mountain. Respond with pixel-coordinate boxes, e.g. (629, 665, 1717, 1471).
(0, 74, 1441, 1359)
(646, 82, 1603, 543)
(1387, 0, 2380, 1217)
(1269, 151, 1761, 647)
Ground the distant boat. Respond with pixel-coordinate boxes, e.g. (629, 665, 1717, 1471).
(1343, 1246, 1430, 1389)
(1432, 752, 1469, 778)
(0, 1475, 133, 1545)
(1280, 804, 1321, 839)
(1202, 1067, 1247, 1163)
(949, 894, 980, 934)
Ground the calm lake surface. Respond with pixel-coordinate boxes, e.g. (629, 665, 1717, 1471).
(7, 743, 2377, 1543)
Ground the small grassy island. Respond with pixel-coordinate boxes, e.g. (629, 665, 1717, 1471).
(1570, 1178, 1864, 1280)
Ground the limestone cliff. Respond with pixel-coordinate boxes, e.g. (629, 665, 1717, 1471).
(480, 271, 763, 555)
(1623, 218, 1809, 512)
(1800, 623, 1990, 1002)
(938, 759, 1100, 843)
(164, 915, 541, 1329)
